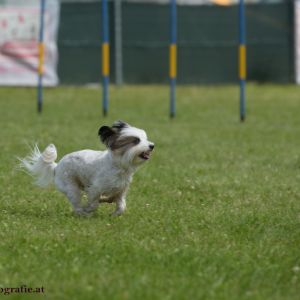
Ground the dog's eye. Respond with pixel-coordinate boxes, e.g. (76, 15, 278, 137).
(133, 137, 140, 144)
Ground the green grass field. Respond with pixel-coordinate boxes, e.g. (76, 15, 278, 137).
(1, 85, 300, 300)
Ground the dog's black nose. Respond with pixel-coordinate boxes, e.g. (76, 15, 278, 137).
(149, 144, 155, 150)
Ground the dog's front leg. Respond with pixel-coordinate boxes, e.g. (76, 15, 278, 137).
(111, 191, 127, 216)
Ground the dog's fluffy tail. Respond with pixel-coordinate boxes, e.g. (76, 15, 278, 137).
(18, 144, 57, 188)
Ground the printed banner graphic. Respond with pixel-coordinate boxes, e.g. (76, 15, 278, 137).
(0, 0, 59, 86)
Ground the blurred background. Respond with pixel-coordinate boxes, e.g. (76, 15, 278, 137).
(0, 0, 297, 86)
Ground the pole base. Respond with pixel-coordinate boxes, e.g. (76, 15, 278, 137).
(38, 103, 42, 113)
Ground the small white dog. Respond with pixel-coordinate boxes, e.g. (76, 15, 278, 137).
(19, 120, 154, 216)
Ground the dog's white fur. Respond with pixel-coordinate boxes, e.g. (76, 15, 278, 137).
(19, 121, 154, 216)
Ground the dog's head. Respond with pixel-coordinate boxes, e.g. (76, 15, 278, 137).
(98, 120, 154, 166)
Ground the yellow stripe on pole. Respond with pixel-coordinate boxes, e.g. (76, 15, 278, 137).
(102, 43, 110, 76)
(239, 44, 246, 80)
(169, 44, 177, 79)
(211, 0, 233, 6)
(38, 42, 45, 75)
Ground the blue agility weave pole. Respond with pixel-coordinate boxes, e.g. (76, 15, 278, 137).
(169, 0, 177, 118)
(37, 0, 46, 113)
(102, 0, 109, 116)
(239, 0, 246, 122)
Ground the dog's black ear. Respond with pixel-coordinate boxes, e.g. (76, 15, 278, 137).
(98, 126, 115, 146)
(112, 120, 129, 131)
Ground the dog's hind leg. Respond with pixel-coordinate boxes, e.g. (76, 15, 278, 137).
(83, 190, 100, 214)
(56, 181, 85, 215)
(66, 189, 85, 215)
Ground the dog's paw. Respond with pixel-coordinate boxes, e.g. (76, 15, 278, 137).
(83, 203, 99, 214)
(110, 209, 124, 217)
(74, 208, 91, 217)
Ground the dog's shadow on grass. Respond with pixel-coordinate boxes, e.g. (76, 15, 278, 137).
(2, 203, 114, 222)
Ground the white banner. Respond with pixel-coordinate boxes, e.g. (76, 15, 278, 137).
(0, 0, 59, 86)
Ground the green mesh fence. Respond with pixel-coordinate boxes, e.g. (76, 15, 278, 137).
(57, 1, 294, 84)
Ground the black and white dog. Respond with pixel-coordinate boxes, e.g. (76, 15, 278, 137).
(19, 121, 154, 216)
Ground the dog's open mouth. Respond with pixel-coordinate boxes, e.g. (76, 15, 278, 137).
(139, 151, 151, 160)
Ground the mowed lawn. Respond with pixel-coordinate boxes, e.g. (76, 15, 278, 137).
(1, 85, 300, 300)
